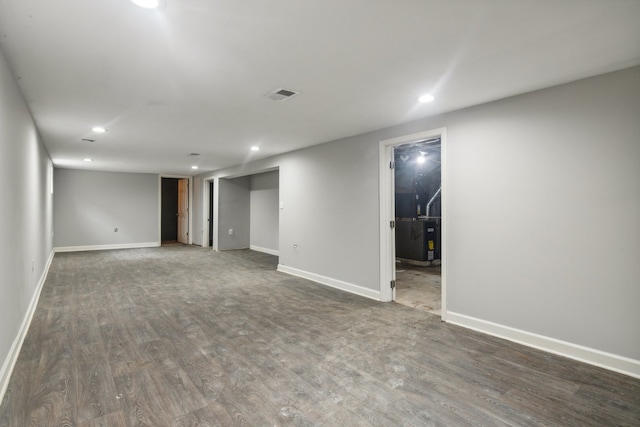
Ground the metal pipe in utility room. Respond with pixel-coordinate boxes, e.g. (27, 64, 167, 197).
(426, 187, 441, 218)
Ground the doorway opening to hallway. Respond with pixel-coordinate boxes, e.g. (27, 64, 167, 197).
(161, 177, 190, 245)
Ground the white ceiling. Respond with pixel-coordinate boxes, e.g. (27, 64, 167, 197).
(1, 0, 639, 176)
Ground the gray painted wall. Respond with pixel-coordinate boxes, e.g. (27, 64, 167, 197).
(54, 169, 159, 248)
(195, 66, 640, 361)
(277, 141, 380, 287)
(441, 66, 640, 361)
(218, 176, 250, 250)
(250, 171, 279, 253)
(0, 49, 53, 390)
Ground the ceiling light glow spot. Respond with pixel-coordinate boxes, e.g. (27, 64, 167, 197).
(250, 146, 260, 151)
(83, 158, 93, 162)
(131, 0, 159, 8)
(92, 126, 106, 133)
(418, 94, 435, 103)
(191, 165, 199, 170)
(417, 156, 426, 164)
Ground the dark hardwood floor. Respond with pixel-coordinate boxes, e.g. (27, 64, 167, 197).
(1, 246, 638, 426)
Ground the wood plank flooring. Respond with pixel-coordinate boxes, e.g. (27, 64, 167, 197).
(1, 246, 639, 426)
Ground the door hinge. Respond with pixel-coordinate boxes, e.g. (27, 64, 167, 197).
(390, 280, 396, 289)
(390, 161, 395, 169)
(390, 220, 395, 229)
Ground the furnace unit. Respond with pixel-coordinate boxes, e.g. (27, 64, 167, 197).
(395, 218, 440, 262)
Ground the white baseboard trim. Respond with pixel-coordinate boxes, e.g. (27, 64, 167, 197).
(277, 264, 381, 301)
(250, 245, 279, 256)
(0, 249, 55, 403)
(447, 311, 640, 379)
(55, 242, 160, 253)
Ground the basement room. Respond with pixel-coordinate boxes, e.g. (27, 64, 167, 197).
(1, 0, 639, 425)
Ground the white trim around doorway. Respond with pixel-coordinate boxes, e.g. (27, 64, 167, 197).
(379, 128, 447, 320)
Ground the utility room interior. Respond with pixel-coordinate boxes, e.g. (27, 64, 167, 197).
(394, 138, 442, 315)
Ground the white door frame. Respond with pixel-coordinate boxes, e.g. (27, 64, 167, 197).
(379, 128, 447, 320)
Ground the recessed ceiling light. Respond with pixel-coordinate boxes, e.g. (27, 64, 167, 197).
(250, 146, 260, 151)
(92, 126, 106, 133)
(191, 165, 199, 170)
(131, 0, 159, 8)
(418, 94, 435, 103)
(83, 158, 93, 162)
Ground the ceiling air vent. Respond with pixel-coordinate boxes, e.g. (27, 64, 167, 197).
(264, 88, 300, 102)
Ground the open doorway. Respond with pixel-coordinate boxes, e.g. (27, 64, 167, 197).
(161, 178, 178, 244)
(379, 128, 447, 319)
(161, 177, 190, 245)
(209, 180, 214, 247)
(206, 170, 279, 257)
(202, 178, 217, 250)
(393, 139, 442, 315)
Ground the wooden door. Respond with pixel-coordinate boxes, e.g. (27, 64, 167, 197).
(178, 179, 189, 244)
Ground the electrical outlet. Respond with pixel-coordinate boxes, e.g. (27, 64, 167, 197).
(229, 228, 233, 235)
